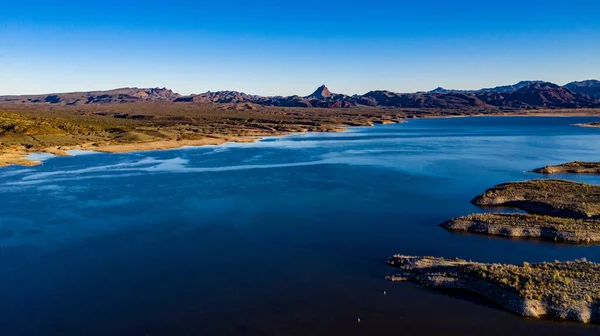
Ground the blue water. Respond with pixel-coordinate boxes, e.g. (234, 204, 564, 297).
(2, 116, 600, 335)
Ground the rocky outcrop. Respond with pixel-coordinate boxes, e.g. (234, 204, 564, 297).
(441, 213, 600, 244)
(531, 161, 600, 175)
(387, 255, 600, 323)
(574, 122, 600, 128)
(471, 180, 600, 219)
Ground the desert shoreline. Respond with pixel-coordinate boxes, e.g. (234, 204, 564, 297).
(1, 135, 266, 168)
(3, 112, 600, 168)
(0, 128, 345, 168)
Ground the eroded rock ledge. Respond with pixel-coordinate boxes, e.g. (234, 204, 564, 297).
(530, 161, 600, 175)
(440, 213, 600, 244)
(387, 255, 600, 323)
(471, 179, 600, 219)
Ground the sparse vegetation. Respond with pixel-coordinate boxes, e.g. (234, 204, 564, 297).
(0, 102, 407, 166)
(472, 179, 600, 218)
(1, 102, 599, 167)
(387, 255, 600, 323)
(531, 161, 600, 175)
(441, 213, 600, 244)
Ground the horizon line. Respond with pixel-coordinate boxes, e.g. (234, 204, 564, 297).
(1, 79, 598, 97)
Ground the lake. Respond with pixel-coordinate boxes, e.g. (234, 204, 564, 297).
(2, 116, 600, 335)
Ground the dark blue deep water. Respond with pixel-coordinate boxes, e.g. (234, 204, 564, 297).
(2, 116, 600, 335)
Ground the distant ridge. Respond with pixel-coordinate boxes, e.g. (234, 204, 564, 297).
(476, 82, 596, 109)
(1, 81, 599, 109)
(427, 80, 545, 94)
(0, 87, 180, 105)
(478, 80, 546, 93)
(564, 80, 600, 99)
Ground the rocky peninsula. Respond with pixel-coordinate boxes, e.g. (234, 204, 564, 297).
(441, 213, 600, 244)
(471, 179, 600, 219)
(574, 122, 600, 128)
(387, 255, 600, 323)
(530, 161, 600, 175)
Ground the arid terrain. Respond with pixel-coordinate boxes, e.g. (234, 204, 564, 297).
(397, 173, 600, 319)
(471, 180, 600, 219)
(2, 98, 600, 167)
(0, 102, 406, 166)
(531, 161, 600, 175)
(2, 83, 600, 167)
(441, 213, 600, 244)
(388, 256, 600, 323)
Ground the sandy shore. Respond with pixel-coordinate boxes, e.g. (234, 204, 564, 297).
(0, 118, 355, 168)
(0, 135, 259, 168)
(0, 150, 46, 167)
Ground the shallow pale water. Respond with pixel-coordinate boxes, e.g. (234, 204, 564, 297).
(2, 116, 600, 335)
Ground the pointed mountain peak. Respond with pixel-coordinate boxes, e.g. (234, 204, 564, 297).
(307, 85, 333, 99)
(429, 87, 452, 94)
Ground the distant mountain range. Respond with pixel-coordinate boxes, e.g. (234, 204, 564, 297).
(427, 81, 546, 94)
(564, 80, 600, 99)
(1, 80, 599, 110)
(0, 87, 181, 105)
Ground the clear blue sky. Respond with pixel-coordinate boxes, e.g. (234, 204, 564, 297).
(1, 0, 599, 96)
